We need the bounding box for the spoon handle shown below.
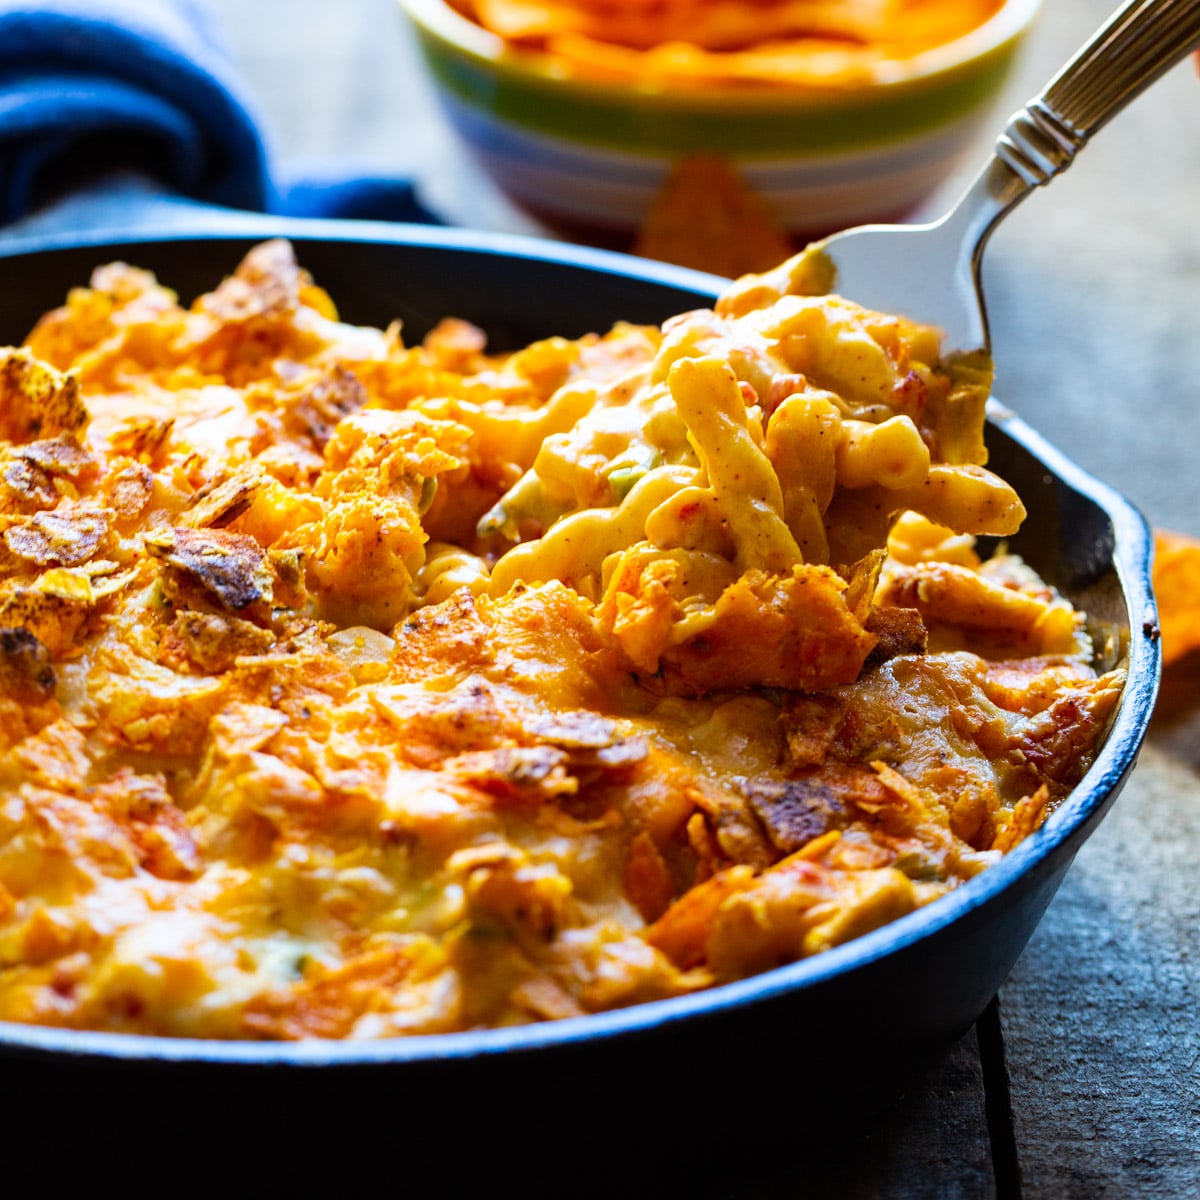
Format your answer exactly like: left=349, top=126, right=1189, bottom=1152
left=998, top=0, right=1200, bottom=189
left=937, top=0, right=1200, bottom=297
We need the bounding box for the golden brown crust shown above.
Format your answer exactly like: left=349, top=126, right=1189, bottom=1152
left=0, top=243, right=1121, bottom=1039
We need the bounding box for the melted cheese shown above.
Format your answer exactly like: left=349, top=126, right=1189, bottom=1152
left=0, top=240, right=1120, bottom=1039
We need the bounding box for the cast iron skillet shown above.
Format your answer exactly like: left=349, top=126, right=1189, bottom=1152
left=0, top=218, right=1160, bottom=1177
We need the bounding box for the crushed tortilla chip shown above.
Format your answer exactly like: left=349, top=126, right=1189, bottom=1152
left=1153, top=529, right=1200, bottom=667
left=456, top=0, right=1005, bottom=88
left=633, top=155, right=796, bottom=278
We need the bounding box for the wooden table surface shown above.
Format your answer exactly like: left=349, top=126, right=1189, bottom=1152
left=173, top=1, right=1200, bottom=1193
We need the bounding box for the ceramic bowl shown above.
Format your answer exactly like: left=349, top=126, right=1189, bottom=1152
left=399, top=0, right=1042, bottom=237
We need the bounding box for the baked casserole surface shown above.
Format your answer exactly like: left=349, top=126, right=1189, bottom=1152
left=0, top=241, right=1122, bottom=1038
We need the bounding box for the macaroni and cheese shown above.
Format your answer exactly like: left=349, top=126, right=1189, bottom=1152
left=0, top=241, right=1121, bottom=1038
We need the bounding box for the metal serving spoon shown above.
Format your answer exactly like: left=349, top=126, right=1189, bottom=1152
left=819, top=0, right=1200, bottom=358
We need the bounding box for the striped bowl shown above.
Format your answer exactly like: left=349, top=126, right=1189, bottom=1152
left=399, top=0, right=1041, bottom=239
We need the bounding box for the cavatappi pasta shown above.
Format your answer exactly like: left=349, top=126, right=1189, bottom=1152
left=0, top=241, right=1121, bottom=1038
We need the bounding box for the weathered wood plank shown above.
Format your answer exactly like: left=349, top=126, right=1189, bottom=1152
left=794, top=1029, right=998, bottom=1200
left=998, top=735, right=1200, bottom=1200
left=662, top=1029, right=997, bottom=1200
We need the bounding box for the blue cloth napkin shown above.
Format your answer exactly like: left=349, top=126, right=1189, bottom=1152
left=0, top=0, right=439, bottom=227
